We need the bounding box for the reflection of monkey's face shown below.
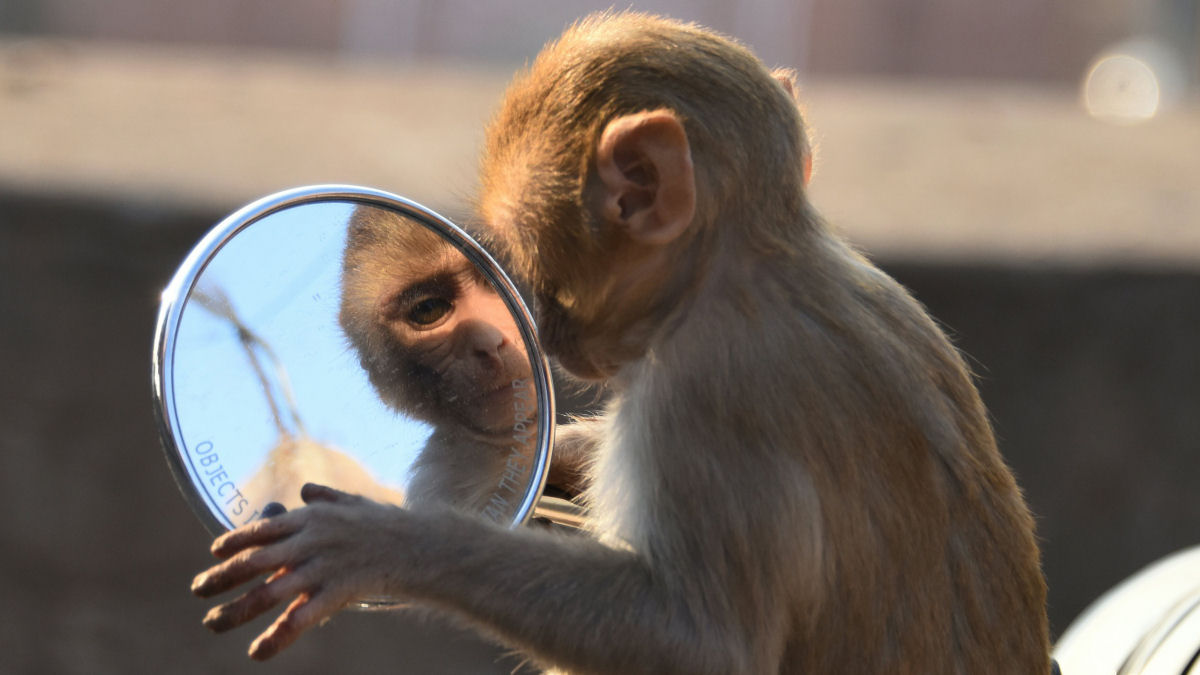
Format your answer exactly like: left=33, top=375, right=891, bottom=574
left=340, top=209, right=533, bottom=437
left=380, top=256, right=529, bottom=433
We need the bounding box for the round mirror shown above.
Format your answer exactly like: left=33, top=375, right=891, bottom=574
left=152, top=185, right=555, bottom=538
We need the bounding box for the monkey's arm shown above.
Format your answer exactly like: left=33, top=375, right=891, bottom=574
left=194, top=483, right=771, bottom=674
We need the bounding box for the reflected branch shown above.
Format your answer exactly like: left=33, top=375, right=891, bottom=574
left=192, top=282, right=307, bottom=438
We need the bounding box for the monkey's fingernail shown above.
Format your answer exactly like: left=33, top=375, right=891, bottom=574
left=248, top=635, right=276, bottom=660
left=261, top=502, right=287, bottom=518
left=300, top=482, right=335, bottom=503
left=191, top=574, right=209, bottom=595
left=202, top=606, right=233, bottom=633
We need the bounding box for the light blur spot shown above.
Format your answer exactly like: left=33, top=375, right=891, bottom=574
left=1082, top=38, right=1186, bottom=125
left=1083, top=54, right=1161, bottom=124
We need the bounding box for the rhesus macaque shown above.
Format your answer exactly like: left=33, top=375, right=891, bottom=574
left=192, top=13, right=1051, bottom=673
left=338, top=205, right=538, bottom=517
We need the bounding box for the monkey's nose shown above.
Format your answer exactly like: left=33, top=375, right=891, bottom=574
left=459, top=320, right=509, bottom=366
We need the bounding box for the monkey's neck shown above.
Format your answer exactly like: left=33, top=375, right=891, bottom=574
left=408, top=424, right=536, bottom=515
left=427, top=424, right=514, bottom=451
left=626, top=217, right=817, bottom=368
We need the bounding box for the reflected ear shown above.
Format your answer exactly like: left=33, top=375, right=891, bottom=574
left=595, top=109, right=695, bottom=246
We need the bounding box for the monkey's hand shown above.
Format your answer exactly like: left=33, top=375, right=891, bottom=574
left=547, top=415, right=606, bottom=497
left=190, top=483, right=414, bottom=660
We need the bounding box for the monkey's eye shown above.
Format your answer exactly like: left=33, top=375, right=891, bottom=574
left=406, top=297, right=453, bottom=326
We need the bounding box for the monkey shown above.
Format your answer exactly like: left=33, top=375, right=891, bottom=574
left=191, top=12, right=1052, bottom=674
left=337, top=204, right=539, bottom=517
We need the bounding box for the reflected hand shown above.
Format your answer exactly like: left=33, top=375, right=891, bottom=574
left=191, top=483, right=411, bottom=660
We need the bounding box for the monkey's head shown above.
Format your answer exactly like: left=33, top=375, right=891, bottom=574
left=339, top=206, right=531, bottom=436
left=477, top=12, right=814, bottom=380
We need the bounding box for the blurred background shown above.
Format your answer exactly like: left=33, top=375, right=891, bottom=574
left=1, top=1, right=1198, bottom=672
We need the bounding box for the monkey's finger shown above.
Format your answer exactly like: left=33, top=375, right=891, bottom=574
left=192, top=543, right=296, bottom=598
left=247, top=589, right=346, bottom=661
left=260, top=502, right=287, bottom=518
left=201, top=566, right=311, bottom=633
left=209, top=511, right=302, bottom=559
left=300, top=482, right=361, bottom=504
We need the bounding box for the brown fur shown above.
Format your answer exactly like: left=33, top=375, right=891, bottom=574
left=193, top=14, right=1050, bottom=673
left=475, top=12, right=1050, bottom=673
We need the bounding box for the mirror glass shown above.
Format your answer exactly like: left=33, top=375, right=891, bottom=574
left=153, top=186, right=554, bottom=536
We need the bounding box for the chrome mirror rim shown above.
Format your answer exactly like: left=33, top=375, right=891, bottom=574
left=151, top=184, right=556, bottom=536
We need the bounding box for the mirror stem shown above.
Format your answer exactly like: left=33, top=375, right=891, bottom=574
left=532, top=496, right=587, bottom=529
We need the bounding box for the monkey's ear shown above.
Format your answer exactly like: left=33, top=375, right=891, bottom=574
left=770, top=68, right=814, bottom=186
left=771, top=67, right=799, bottom=101
left=594, top=109, right=695, bottom=246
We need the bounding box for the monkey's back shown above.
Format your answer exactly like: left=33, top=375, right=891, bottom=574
left=612, top=232, right=1051, bottom=674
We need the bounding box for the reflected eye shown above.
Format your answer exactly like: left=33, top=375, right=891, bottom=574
left=407, top=297, right=453, bottom=326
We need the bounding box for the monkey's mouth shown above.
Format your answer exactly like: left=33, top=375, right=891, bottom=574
left=474, top=381, right=516, bottom=408
left=532, top=291, right=614, bottom=380
left=483, top=382, right=513, bottom=397
left=535, top=295, right=585, bottom=365
left=555, top=349, right=612, bottom=381
left=545, top=322, right=612, bottom=380
left=462, top=382, right=520, bottom=436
